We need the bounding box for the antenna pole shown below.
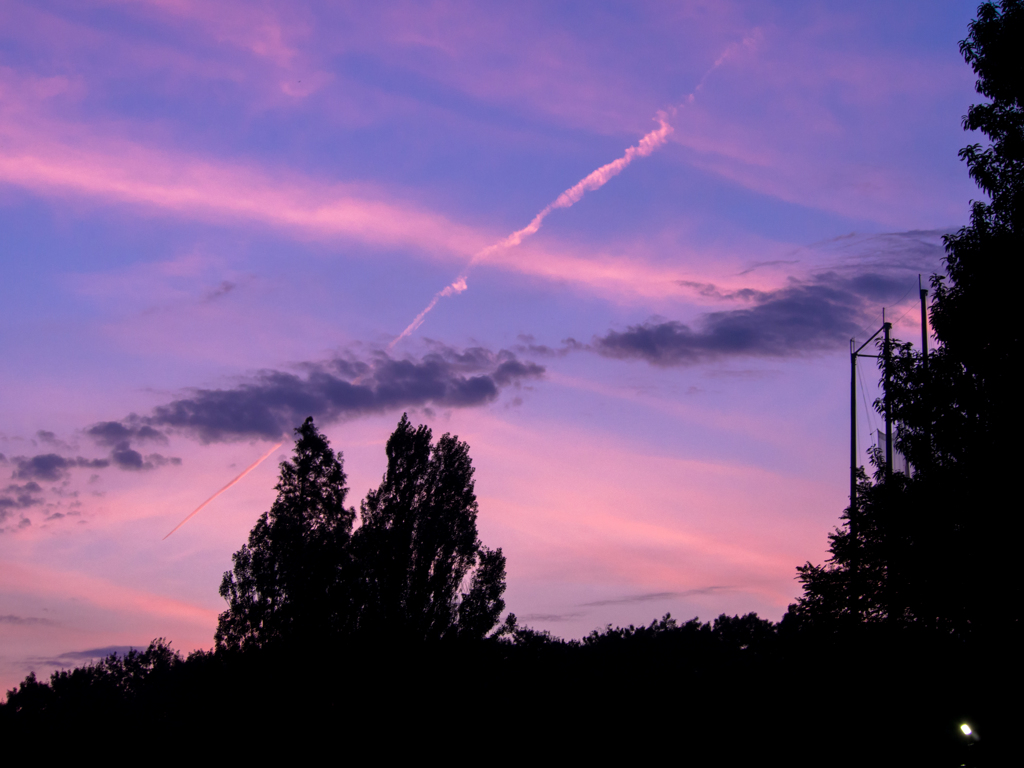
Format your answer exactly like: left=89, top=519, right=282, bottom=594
left=919, top=276, right=929, bottom=364
left=920, top=276, right=930, bottom=469
left=849, top=337, right=859, bottom=619
left=883, top=312, right=893, bottom=480
left=851, top=338, right=858, bottom=511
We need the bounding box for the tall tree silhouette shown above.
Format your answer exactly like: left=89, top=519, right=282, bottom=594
left=896, top=0, right=1024, bottom=475
left=793, top=1, right=1023, bottom=638
left=354, top=414, right=506, bottom=641
left=216, top=418, right=354, bottom=650
left=216, top=414, right=505, bottom=648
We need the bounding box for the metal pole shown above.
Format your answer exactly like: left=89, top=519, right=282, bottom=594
left=851, top=338, right=857, bottom=511
left=919, top=276, right=929, bottom=366
left=920, top=276, right=930, bottom=469
left=851, top=323, right=887, bottom=478
left=847, top=321, right=887, bottom=621
left=849, top=338, right=859, bottom=620
left=883, top=316, right=893, bottom=480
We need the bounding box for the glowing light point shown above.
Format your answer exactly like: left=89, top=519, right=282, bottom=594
left=960, top=723, right=973, bottom=736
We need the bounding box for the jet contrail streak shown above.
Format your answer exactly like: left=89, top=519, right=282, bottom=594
left=388, top=113, right=674, bottom=348
left=163, top=442, right=283, bottom=540
left=387, top=34, right=760, bottom=349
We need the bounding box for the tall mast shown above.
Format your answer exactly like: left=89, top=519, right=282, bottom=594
left=920, top=275, right=930, bottom=469
left=883, top=311, right=893, bottom=480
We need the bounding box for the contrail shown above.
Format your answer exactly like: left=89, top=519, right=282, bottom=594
left=163, top=442, right=283, bottom=540
left=387, top=35, right=759, bottom=348
left=388, top=112, right=674, bottom=348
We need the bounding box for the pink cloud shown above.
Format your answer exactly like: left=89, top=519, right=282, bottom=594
left=479, top=233, right=790, bottom=305
left=0, top=111, right=488, bottom=259
left=661, top=21, right=977, bottom=228
left=113, top=0, right=304, bottom=66
left=0, top=558, right=220, bottom=693
left=357, top=1, right=748, bottom=137
left=669, top=117, right=968, bottom=230
left=1, top=0, right=332, bottom=106
left=0, top=72, right=791, bottom=310
left=64, top=1, right=737, bottom=137
left=1, top=561, right=217, bottom=626
left=3, top=1, right=977, bottom=228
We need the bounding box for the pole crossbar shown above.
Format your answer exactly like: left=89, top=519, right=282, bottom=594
left=853, top=326, right=886, bottom=356
left=850, top=322, right=890, bottom=512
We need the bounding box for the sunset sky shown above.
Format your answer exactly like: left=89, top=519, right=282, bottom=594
left=0, top=0, right=981, bottom=690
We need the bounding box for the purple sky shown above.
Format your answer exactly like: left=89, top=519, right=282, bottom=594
left=0, top=0, right=980, bottom=689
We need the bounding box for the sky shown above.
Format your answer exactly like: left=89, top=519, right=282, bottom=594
left=0, top=0, right=984, bottom=689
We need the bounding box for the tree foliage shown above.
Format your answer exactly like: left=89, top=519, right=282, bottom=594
left=216, top=414, right=506, bottom=650
left=928, top=0, right=1022, bottom=457
left=3, top=640, right=184, bottom=722
left=790, top=466, right=963, bottom=633
left=354, top=415, right=506, bottom=641
left=216, top=417, right=355, bottom=650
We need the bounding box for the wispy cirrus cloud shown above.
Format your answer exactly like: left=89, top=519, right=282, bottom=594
left=35, top=646, right=138, bottom=667
left=0, top=561, right=218, bottom=626
left=580, top=587, right=730, bottom=607
left=112, top=0, right=304, bottom=66
left=666, top=21, right=975, bottom=228
left=0, top=614, right=55, bottom=626
left=0, top=132, right=486, bottom=260
left=0, top=63, right=485, bottom=256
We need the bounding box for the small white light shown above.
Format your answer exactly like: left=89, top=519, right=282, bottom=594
left=960, top=724, right=972, bottom=736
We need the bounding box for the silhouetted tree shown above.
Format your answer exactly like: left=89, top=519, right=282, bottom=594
left=890, top=0, right=1021, bottom=639
left=215, top=414, right=505, bottom=649
left=353, top=414, right=506, bottom=641
left=934, top=0, right=1023, bottom=383
left=2, top=640, right=183, bottom=726
left=888, top=0, right=1022, bottom=478
left=793, top=1, right=1023, bottom=640
left=216, top=417, right=354, bottom=650
left=792, top=465, right=921, bottom=630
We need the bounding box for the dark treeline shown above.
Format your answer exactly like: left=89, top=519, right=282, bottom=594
left=0, top=610, right=993, bottom=761
left=3, top=3, right=1020, bottom=762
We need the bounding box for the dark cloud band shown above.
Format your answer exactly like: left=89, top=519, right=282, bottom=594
left=86, top=422, right=168, bottom=447
left=593, top=228, right=947, bottom=367
left=594, top=271, right=916, bottom=366
left=10, top=454, right=110, bottom=482
left=128, top=345, right=544, bottom=443
left=5, top=346, right=542, bottom=510
left=0, top=482, right=45, bottom=516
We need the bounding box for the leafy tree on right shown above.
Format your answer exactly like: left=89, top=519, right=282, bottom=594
left=791, top=1, right=1023, bottom=642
